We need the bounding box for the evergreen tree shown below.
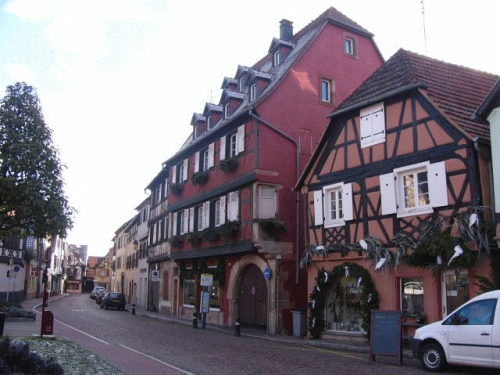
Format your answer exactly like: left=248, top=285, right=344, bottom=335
left=0, top=82, right=73, bottom=239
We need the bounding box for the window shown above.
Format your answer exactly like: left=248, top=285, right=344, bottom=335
left=227, top=192, right=239, bottom=221
left=444, top=299, right=497, bottom=326
left=313, top=183, right=353, bottom=227
left=208, top=277, right=220, bottom=309
left=239, top=77, right=245, bottom=92
left=214, top=196, right=226, bottom=227
left=380, top=161, right=448, bottom=218
left=220, top=125, right=244, bottom=161
left=207, top=115, right=212, bottom=130
left=321, top=79, right=331, bottom=103
left=229, top=132, right=238, bottom=158
left=273, top=50, right=280, bottom=66
left=344, top=37, right=355, bottom=56
left=360, top=102, right=385, bottom=148
left=401, top=278, right=424, bottom=320
left=259, top=185, right=277, bottom=219
left=250, top=84, right=257, bottom=101
left=224, top=103, right=230, bottom=119
left=172, top=160, right=188, bottom=184
left=179, top=209, right=189, bottom=235
left=202, top=148, right=209, bottom=171
left=197, top=205, right=204, bottom=231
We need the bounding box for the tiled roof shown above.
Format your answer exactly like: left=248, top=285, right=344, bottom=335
left=337, top=49, right=499, bottom=139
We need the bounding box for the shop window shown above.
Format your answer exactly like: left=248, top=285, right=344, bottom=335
left=325, top=277, right=364, bottom=332
left=183, top=273, right=195, bottom=307
left=208, top=280, right=221, bottom=309
left=442, top=270, right=469, bottom=316
left=401, top=278, right=425, bottom=321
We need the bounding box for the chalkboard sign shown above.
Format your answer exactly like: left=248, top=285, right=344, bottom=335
left=369, top=310, right=402, bottom=365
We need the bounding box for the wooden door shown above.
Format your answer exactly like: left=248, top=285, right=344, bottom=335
left=238, top=265, right=267, bottom=327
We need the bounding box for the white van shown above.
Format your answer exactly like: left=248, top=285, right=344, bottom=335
left=412, top=290, right=500, bottom=371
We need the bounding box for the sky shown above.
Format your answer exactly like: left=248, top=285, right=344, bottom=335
left=0, top=0, right=499, bottom=257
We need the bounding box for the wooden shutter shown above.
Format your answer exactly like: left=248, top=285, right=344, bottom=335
left=164, top=177, right=168, bottom=198
left=172, top=212, right=178, bottom=236
left=183, top=209, right=189, bottom=234
left=194, top=151, right=200, bottom=173
left=313, top=190, right=323, bottom=226
left=171, top=165, right=177, bottom=183
left=342, top=183, right=353, bottom=221
left=428, top=161, right=448, bottom=208
left=380, top=172, right=397, bottom=215
left=237, top=125, right=245, bottom=154
left=189, top=207, right=195, bottom=232
left=360, top=111, right=372, bottom=147
left=203, top=201, right=210, bottom=230
left=372, top=107, right=385, bottom=142
left=220, top=196, right=226, bottom=225
left=220, top=136, right=226, bottom=161
left=182, top=159, right=188, bottom=182
left=208, top=143, right=215, bottom=168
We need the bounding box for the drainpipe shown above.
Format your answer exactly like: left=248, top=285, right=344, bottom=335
left=248, top=108, right=301, bottom=284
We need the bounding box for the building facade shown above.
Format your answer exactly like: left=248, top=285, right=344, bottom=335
left=296, top=50, right=499, bottom=340
left=148, top=7, right=384, bottom=334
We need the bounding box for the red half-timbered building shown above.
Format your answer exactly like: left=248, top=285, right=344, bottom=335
left=147, top=7, right=384, bottom=334
left=297, top=49, right=499, bottom=340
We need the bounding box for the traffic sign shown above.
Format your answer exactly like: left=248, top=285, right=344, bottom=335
left=151, top=270, right=160, bottom=282
left=264, top=267, right=272, bottom=280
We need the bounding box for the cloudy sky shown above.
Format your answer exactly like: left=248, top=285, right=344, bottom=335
left=0, top=0, right=498, bottom=257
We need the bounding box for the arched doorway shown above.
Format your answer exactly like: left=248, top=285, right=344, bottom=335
left=238, top=264, right=267, bottom=327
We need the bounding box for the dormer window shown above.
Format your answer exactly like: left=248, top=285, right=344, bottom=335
left=273, top=51, right=280, bottom=67
left=250, top=84, right=257, bottom=101
left=224, top=103, right=230, bottom=119
left=239, top=77, right=245, bottom=92
left=207, top=115, right=212, bottom=130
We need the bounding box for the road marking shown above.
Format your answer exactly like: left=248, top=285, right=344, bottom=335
left=118, top=344, right=196, bottom=375
left=55, top=319, right=110, bottom=345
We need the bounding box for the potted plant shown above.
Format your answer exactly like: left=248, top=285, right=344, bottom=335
left=258, top=218, right=286, bottom=241
left=186, top=232, right=201, bottom=247
left=191, top=171, right=209, bottom=186
left=168, top=235, right=183, bottom=248
left=219, top=221, right=240, bottom=241
left=170, top=183, right=184, bottom=196
left=219, top=157, right=238, bottom=173
left=202, top=227, right=219, bottom=243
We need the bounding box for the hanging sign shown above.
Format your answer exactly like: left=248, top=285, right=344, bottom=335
left=151, top=270, right=160, bottom=282
left=200, top=274, right=213, bottom=287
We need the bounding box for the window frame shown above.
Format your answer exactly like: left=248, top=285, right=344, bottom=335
left=229, top=132, right=238, bottom=158
left=344, top=36, right=355, bottom=56
left=321, top=79, right=332, bottom=103
left=224, top=103, right=230, bottom=119
left=250, top=84, right=257, bottom=101
left=258, top=185, right=277, bottom=219
left=273, top=50, right=280, bottom=67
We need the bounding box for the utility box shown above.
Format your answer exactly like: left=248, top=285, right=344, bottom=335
left=41, top=310, right=54, bottom=335
left=292, top=309, right=307, bottom=338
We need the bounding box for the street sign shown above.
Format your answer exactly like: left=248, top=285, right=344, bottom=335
left=151, top=270, right=160, bottom=282
left=264, top=267, right=272, bottom=280
left=200, top=274, right=213, bottom=287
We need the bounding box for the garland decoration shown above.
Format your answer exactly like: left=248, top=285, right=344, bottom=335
left=300, top=206, right=491, bottom=271
left=308, top=264, right=379, bottom=340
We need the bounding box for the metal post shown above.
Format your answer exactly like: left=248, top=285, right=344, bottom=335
left=192, top=312, right=198, bottom=329
left=235, top=319, right=241, bottom=337
left=131, top=304, right=136, bottom=315
left=0, top=312, right=5, bottom=336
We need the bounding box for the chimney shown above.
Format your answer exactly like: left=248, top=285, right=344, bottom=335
left=280, top=19, right=293, bottom=41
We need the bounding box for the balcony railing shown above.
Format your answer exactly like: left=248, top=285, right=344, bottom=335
left=148, top=242, right=168, bottom=258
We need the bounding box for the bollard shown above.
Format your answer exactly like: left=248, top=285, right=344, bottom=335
left=0, top=312, right=5, bottom=337
left=192, top=312, right=198, bottom=329
left=235, top=319, right=241, bottom=337
left=131, top=304, right=136, bottom=315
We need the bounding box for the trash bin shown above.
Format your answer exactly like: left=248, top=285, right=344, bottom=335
left=42, top=310, right=54, bottom=335
left=292, top=309, right=307, bottom=338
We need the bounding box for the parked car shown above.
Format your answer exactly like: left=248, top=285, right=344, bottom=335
left=95, top=290, right=107, bottom=305
left=90, top=286, right=105, bottom=299
left=412, top=290, right=500, bottom=372
left=100, top=292, right=126, bottom=311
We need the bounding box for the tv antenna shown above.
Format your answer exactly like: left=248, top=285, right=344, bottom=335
left=421, top=0, right=428, bottom=55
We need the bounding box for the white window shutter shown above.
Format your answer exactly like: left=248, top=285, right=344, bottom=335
left=380, top=172, right=397, bottom=215
left=208, top=143, right=215, bottom=168
left=313, top=190, right=323, bottom=226
left=428, top=161, right=448, bottom=208
left=189, top=207, right=195, bottom=232
left=194, top=152, right=200, bottom=173
left=360, top=113, right=372, bottom=147
left=220, top=196, right=226, bottom=225
left=342, top=183, right=353, bottom=221
left=164, top=178, right=168, bottom=197
left=371, top=107, right=385, bottom=142
left=171, top=165, right=177, bottom=184
left=172, top=212, right=178, bottom=236
left=182, top=159, right=188, bottom=182
left=153, top=222, right=157, bottom=243
left=220, top=136, right=226, bottom=161
left=237, top=125, right=245, bottom=154
left=183, top=209, right=189, bottom=234
left=203, top=201, right=210, bottom=229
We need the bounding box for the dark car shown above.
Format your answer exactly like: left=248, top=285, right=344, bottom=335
left=100, top=292, right=126, bottom=310
left=95, top=290, right=107, bottom=305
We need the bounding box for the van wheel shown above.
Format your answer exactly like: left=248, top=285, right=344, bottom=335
left=420, top=343, right=446, bottom=372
